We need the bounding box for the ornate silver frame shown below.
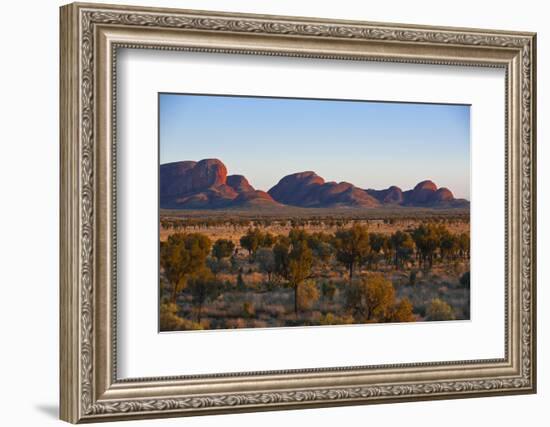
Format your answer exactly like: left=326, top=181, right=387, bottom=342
left=60, top=2, right=537, bottom=423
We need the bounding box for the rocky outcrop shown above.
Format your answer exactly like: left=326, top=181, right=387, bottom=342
left=399, top=181, right=466, bottom=207
left=160, top=159, right=279, bottom=209
left=160, top=158, right=469, bottom=210
left=267, top=173, right=380, bottom=208
left=432, top=187, right=454, bottom=202
left=366, top=186, right=404, bottom=204
left=189, top=159, right=227, bottom=192
left=267, top=171, right=325, bottom=206
left=159, top=160, right=197, bottom=199
left=233, top=190, right=279, bottom=208
left=404, top=180, right=439, bottom=204
left=226, top=175, right=254, bottom=193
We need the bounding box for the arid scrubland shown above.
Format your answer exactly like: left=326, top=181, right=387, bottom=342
left=159, top=210, right=470, bottom=331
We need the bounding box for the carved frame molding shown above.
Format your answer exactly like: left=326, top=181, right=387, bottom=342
left=60, top=2, right=536, bottom=423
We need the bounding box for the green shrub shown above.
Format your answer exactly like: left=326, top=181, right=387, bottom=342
left=319, top=312, right=355, bottom=325
left=388, top=298, right=415, bottom=322
left=426, top=298, right=455, bottom=321
left=159, top=303, right=204, bottom=331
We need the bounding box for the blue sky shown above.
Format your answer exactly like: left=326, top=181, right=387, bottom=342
left=159, top=93, right=470, bottom=199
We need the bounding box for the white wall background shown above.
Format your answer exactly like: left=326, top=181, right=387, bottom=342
left=0, top=0, right=545, bottom=425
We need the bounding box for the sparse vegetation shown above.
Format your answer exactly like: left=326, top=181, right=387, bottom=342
left=160, top=233, right=212, bottom=302
left=333, top=224, right=371, bottom=283
left=212, top=238, right=235, bottom=261
left=426, top=298, right=456, bottom=321
left=159, top=212, right=470, bottom=331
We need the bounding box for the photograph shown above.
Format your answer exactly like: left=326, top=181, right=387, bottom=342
left=158, top=94, right=471, bottom=331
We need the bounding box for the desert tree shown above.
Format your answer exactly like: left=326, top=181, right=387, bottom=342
left=206, top=256, right=231, bottom=275
left=273, top=236, right=314, bottom=315
left=426, top=298, right=455, bottom=321
left=256, top=247, right=276, bottom=283
left=273, top=236, right=291, bottom=281
left=333, top=224, right=371, bottom=284
left=239, top=228, right=261, bottom=258
left=412, top=224, right=441, bottom=269
left=345, top=273, right=396, bottom=323
left=212, top=238, right=235, bottom=261
left=159, top=303, right=203, bottom=331
left=381, top=235, right=393, bottom=265
left=160, top=233, right=212, bottom=303
left=387, top=298, right=415, bottom=322
left=439, top=231, right=459, bottom=261
left=307, top=232, right=334, bottom=270
left=289, top=228, right=309, bottom=245
left=186, top=268, right=223, bottom=323
left=240, top=228, right=275, bottom=260
left=261, top=231, right=275, bottom=248
left=390, top=231, right=415, bottom=269
left=159, top=302, right=180, bottom=331
left=297, top=280, right=320, bottom=311
left=288, top=240, right=314, bottom=315
left=368, top=232, right=386, bottom=269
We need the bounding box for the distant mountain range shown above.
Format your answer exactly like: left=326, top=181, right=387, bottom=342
left=160, top=159, right=469, bottom=210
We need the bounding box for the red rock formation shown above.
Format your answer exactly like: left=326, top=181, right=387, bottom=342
left=189, top=159, right=227, bottom=192
left=405, top=180, right=438, bottom=204
left=159, top=160, right=197, bottom=198
left=415, top=180, right=438, bottom=191
left=366, top=185, right=404, bottom=204
left=268, top=174, right=380, bottom=208
left=432, top=187, right=454, bottom=202
left=227, top=175, right=255, bottom=193
left=160, top=159, right=281, bottom=209
left=267, top=171, right=325, bottom=206
left=160, top=159, right=467, bottom=210
left=234, top=190, right=281, bottom=208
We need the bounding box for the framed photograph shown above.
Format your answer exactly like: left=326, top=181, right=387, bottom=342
left=60, top=2, right=537, bottom=423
